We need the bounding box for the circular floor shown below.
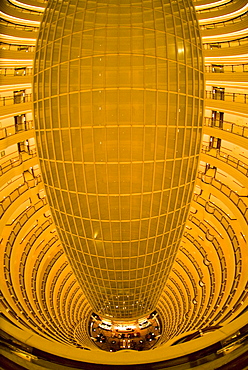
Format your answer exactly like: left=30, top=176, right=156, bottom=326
left=89, top=311, right=162, bottom=352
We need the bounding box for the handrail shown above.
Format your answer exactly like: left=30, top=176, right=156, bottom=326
left=0, top=120, right=34, bottom=140
left=193, top=196, right=241, bottom=266
left=0, top=93, right=32, bottom=106
left=7, top=0, right=44, bottom=15
left=196, top=0, right=234, bottom=13
left=0, top=67, right=33, bottom=76
left=200, top=11, right=248, bottom=30
left=0, top=42, right=35, bottom=52
left=0, top=150, right=37, bottom=176
left=197, top=171, right=248, bottom=224
left=0, top=175, right=42, bottom=219
left=189, top=214, right=216, bottom=242
left=204, top=117, right=248, bottom=139
left=188, top=197, right=242, bottom=323
left=205, top=90, right=247, bottom=103
left=205, top=64, right=248, bottom=73
left=0, top=18, right=39, bottom=32
left=201, top=145, right=248, bottom=177
left=203, top=36, right=248, bottom=49
left=193, top=193, right=237, bottom=221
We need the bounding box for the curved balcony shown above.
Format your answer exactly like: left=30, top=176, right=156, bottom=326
left=0, top=78, right=32, bottom=89
left=203, top=117, right=248, bottom=146
left=176, top=250, right=206, bottom=324
left=204, top=44, right=248, bottom=64
left=17, top=220, right=69, bottom=333
left=165, top=276, right=192, bottom=336
left=203, top=35, right=248, bottom=49
left=30, top=255, right=73, bottom=344
left=187, top=211, right=240, bottom=292
left=0, top=120, right=33, bottom=141
left=200, top=11, right=248, bottom=30
left=1, top=0, right=42, bottom=24
left=195, top=0, right=235, bottom=14
left=181, top=228, right=245, bottom=326
left=184, top=207, right=244, bottom=326
left=167, top=272, right=191, bottom=319
left=0, top=176, right=42, bottom=220
left=0, top=68, right=33, bottom=88
left=180, top=235, right=218, bottom=328
left=0, top=150, right=37, bottom=184
left=0, top=47, right=35, bottom=70
left=0, top=18, right=39, bottom=33
left=205, top=63, right=248, bottom=73
left=204, top=117, right=248, bottom=139
left=201, top=19, right=248, bottom=45
left=1, top=207, right=73, bottom=343
left=0, top=93, right=32, bottom=106
left=0, top=42, right=35, bottom=52
left=7, top=0, right=45, bottom=15
left=192, top=195, right=243, bottom=276
left=205, top=75, right=248, bottom=89
left=201, top=145, right=248, bottom=178
left=197, top=0, right=248, bottom=20
left=31, top=257, right=74, bottom=342
left=204, top=92, right=248, bottom=115
left=0, top=67, right=33, bottom=76
left=197, top=171, right=248, bottom=226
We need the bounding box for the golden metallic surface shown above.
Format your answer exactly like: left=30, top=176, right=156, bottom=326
left=33, top=0, right=204, bottom=319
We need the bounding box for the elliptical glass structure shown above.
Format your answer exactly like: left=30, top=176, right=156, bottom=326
left=33, top=0, right=204, bottom=320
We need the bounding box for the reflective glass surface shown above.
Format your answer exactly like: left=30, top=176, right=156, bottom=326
left=34, top=0, right=204, bottom=319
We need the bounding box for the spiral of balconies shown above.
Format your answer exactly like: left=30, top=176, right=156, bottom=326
left=0, top=0, right=93, bottom=350
left=157, top=0, right=248, bottom=346
left=0, top=0, right=247, bottom=364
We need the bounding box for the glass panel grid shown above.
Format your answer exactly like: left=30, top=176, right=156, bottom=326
left=34, top=0, right=204, bottom=320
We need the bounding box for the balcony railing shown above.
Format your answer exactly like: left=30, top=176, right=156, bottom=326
left=203, top=36, right=248, bottom=49
left=204, top=117, right=248, bottom=138
left=0, top=94, right=32, bottom=106
left=0, top=120, right=34, bottom=140
left=200, top=12, right=248, bottom=30
left=0, top=175, right=42, bottom=219
left=0, top=67, right=33, bottom=76
left=6, top=0, right=44, bottom=15
left=205, top=64, right=248, bottom=73
left=0, top=150, right=37, bottom=177
left=0, top=18, right=39, bottom=32
left=197, top=171, right=248, bottom=224
left=205, top=91, right=248, bottom=104
left=196, top=0, right=233, bottom=13
left=193, top=193, right=237, bottom=221
left=0, top=42, right=35, bottom=52
left=201, top=145, right=248, bottom=177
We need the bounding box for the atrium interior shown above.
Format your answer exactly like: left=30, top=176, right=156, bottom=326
left=0, top=0, right=247, bottom=369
